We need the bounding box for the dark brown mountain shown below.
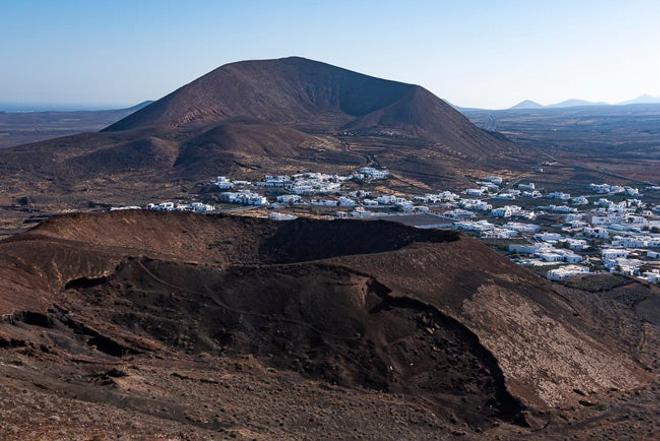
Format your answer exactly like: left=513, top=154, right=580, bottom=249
left=0, top=57, right=526, bottom=215
left=106, top=57, right=515, bottom=157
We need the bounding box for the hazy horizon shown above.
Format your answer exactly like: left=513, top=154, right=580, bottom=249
left=2, top=0, right=659, bottom=109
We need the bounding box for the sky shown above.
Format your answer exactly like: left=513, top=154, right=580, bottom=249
left=1, top=0, right=659, bottom=110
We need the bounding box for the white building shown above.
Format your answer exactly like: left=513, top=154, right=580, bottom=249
left=534, top=232, right=563, bottom=242
left=338, top=197, right=357, bottom=208
left=147, top=201, right=175, bottom=211
left=459, top=199, right=492, bottom=211
left=311, top=199, right=339, bottom=207
left=590, top=183, right=611, bottom=194
left=258, top=175, right=291, bottom=188
left=544, top=205, right=577, bottom=214
left=504, top=222, right=541, bottom=234
left=547, top=192, right=571, bottom=200
left=220, top=191, right=268, bottom=206
left=190, top=202, right=215, bottom=213
left=547, top=265, right=590, bottom=281
left=213, top=176, right=234, bottom=190
left=110, top=206, right=141, bottom=211
left=602, top=249, right=629, bottom=261
left=508, top=243, right=544, bottom=254
left=605, top=258, right=643, bottom=275
left=376, top=195, right=398, bottom=205
left=465, top=188, right=486, bottom=197
left=539, top=252, right=564, bottom=262
left=571, top=196, right=589, bottom=205
left=353, top=167, right=389, bottom=182
left=445, top=209, right=476, bottom=220
left=350, top=207, right=373, bottom=218
left=560, top=238, right=590, bottom=251
left=491, top=205, right=522, bottom=218
left=276, top=194, right=303, bottom=204
left=269, top=212, right=298, bottom=221
left=454, top=220, right=495, bottom=233
left=583, top=227, right=609, bottom=239
left=640, top=270, right=660, bottom=284
left=522, top=190, right=543, bottom=198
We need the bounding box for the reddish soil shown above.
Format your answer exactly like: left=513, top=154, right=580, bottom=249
left=0, top=211, right=657, bottom=439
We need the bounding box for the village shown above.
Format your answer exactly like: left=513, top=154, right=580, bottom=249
left=117, top=166, right=660, bottom=285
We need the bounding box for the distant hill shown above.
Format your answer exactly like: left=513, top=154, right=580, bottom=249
left=509, top=99, right=543, bottom=110
left=0, top=101, right=152, bottom=113
left=0, top=101, right=154, bottom=149
left=619, top=94, right=660, bottom=105
left=546, top=99, right=608, bottom=108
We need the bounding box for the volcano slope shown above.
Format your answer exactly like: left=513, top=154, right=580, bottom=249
left=0, top=211, right=658, bottom=440
left=0, top=57, right=527, bottom=216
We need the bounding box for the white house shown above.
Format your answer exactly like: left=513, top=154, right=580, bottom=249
left=269, top=212, right=298, bottom=221
left=584, top=227, right=609, bottom=239
left=454, top=220, right=495, bottom=233
left=338, top=197, right=357, bottom=208
left=522, top=190, right=543, bottom=198
left=504, top=222, right=540, bottom=234
left=491, top=205, right=522, bottom=218
left=640, top=270, right=660, bottom=284
left=547, top=265, right=590, bottom=281
left=571, top=196, right=589, bottom=205
left=459, top=199, right=492, bottom=211
left=220, top=191, right=268, bottom=206
left=508, top=243, right=543, bottom=254
left=276, top=194, right=303, bottom=204
left=547, top=192, right=571, bottom=200
left=213, top=176, right=234, bottom=190
left=311, top=199, right=339, bottom=207
left=445, top=209, right=476, bottom=220
left=539, top=252, right=564, bottom=262
left=561, top=238, right=590, bottom=251
left=493, top=193, right=516, bottom=200
left=602, top=248, right=629, bottom=261
left=354, top=167, right=389, bottom=182
left=465, top=188, right=486, bottom=197
left=190, top=202, right=215, bottom=213
left=534, top=232, right=563, bottom=242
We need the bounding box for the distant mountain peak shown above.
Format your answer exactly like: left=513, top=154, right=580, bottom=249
left=547, top=99, right=608, bottom=109
left=619, top=94, right=660, bottom=105
left=509, top=100, right=543, bottom=110
left=103, top=57, right=514, bottom=158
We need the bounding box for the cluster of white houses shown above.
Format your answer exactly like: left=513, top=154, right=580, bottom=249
left=145, top=201, right=215, bottom=213
left=379, top=176, right=658, bottom=283
left=121, top=170, right=659, bottom=284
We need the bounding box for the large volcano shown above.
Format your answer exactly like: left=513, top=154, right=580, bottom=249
left=104, top=56, right=510, bottom=157
left=0, top=57, right=525, bottom=205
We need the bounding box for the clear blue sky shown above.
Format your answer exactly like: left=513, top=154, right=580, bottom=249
left=1, top=0, right=659, bottom=109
